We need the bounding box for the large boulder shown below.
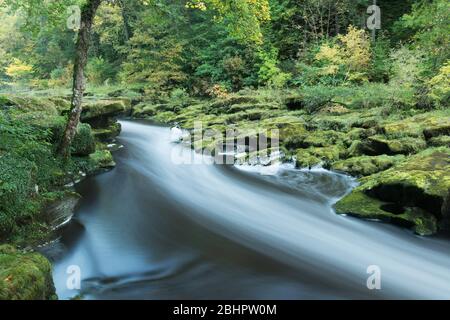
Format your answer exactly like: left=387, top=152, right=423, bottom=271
left=81, top=100, right=126, bottom=122
left=335, top=147, right=450, bottom=235
left=0, top=245, right=56, bottom=300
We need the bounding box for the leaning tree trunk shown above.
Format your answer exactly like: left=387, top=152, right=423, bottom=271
left=57, top=0, right=102, bottom=157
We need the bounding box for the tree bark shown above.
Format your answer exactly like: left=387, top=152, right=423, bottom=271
left=57, top=0, right=102, bottom=157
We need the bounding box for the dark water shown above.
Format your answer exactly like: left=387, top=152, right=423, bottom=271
left=45, top=121, right=450, bottom=299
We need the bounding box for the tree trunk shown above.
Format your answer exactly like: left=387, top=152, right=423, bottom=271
left=57, top=0, right=102, bottom=157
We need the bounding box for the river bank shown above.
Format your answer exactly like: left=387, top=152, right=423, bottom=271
left=0, top=92, right=126, bottom=299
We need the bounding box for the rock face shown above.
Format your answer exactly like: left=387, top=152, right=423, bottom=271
left=44, top=192, right=80, bottom=230
left=335, top=148, right=450, bottom=235
left=81, top=100, right=126, bottom=142
left=0, top=245, right=56, bottom=300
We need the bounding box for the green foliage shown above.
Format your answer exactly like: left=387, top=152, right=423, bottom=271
left=427, top=60, right=450, bottom=108
left=395, top=0, right=450, bottom=74
left=86, top=57, right=116, bottom=85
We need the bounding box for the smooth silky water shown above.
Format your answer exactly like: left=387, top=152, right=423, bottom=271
left=43, top=120, right=450, bottom=299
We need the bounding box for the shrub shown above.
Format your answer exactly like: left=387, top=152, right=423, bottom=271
left=314, top=26, right=372, bottom=84
left=427, top=60, right=450, bottom=108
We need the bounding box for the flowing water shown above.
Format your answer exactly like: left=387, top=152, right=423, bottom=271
left=44, top=120, right=450, bottom=300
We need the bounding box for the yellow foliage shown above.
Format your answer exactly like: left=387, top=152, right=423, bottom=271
left=5, top=58, right=33, bottom=79
left=337, top=26, right=371, bottom=73
left=315, top=26, right=371, bottom=83
left=428, top=60, right=450, bottom=106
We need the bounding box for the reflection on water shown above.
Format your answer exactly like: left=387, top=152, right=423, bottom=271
left=43, top=121, right=450, bottom=300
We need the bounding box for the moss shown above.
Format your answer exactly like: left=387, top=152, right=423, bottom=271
left=0, top=245, right=56, bottom=300
left=336, top=148, right=450, bottom=235
left=71, top=123, right=96, bottom=156
left=302, top=130, right=346, bottom=148
left=296, top=145, right=343, bottom=169
left=1, top=95, right=59, bottom=115
left=428, top=135, right=450, bottom=147
left=381, top=110, right=450, bottom=138
left=334, top=191, right=437, bottom=236
left=81, top=100, right=126, bottom=121
left=367, top=136, right=427, bottom=155
left=332, top=155, right=405, bottom=176
left=92, top=122, right=121, bottom=142
left=89, top=149, right=116, bottom=170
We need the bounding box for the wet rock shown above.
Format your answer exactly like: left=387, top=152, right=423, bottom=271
left=43, top=192, right=80, bottom=230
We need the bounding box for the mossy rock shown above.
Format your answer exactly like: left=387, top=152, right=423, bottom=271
left=296, top=145, right=343, bottom=169
left=335, top=147, right=450, bottom=235
left=427, top=135, right=450, bottom=148
left=132, top=103, right=157, bottom=118
left=335, top=191, right=437, bottom=236
left=92, top=122, right=121, bottom=142
left=382, top=110, right=450, bottom=138
left=89, top=149, right=116, bottom=170
left=332, top=155, right=405, bottom=177
left=0, top=95, right=59, bottom=115
left=367, top=136, right=427, bottom=155
left=302, top=130, right=346, bottom=148
left=71, top=123, right=96, bottom=156
left=351, top=136, right=426, bottom=156
left=0, top=245, right=56, bottom=300
left=81, top=100, right=126, bottom=121
left=206, top=95, right=261, bottom=114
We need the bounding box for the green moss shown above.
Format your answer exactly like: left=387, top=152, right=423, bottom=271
left=71, top=123, right=96, bottom=156
left=89, top=149, right=116, bottom=170
left=332, top=155, right=405, bottom=176
left=296, top=145, right=343, bottom=168
left=81, top=100, right=126, bottom=121
left=367, top=135, right=427, bottom=155
left=92, top=122, right=121, bottom=142
left=428, top=135, right=450, bottom=147
left=336, top=147, right=450, bottom=235
left=334, top=191, right=437, bottom=236
left=0, top=245, right=56, bottom=300
left=381, top=110, right=450, bottom=138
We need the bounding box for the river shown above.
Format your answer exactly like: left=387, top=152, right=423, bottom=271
left=44, top=120, right=450, bottom=299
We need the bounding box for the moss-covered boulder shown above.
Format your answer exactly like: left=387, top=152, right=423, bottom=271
left=381, top=110, right=450, bottom=138
left=335, top=148, right=450, bottom=235
left=351, top=136, right=427, bottom=156
left=296, top=145, right=344, bottom=169
left=0, top=245, right=56, bottom=300
left=71, top=123, right=96, bottom=156
left=81, top=100, right=126, bottom=121
left=92, top=122, right=122, bottom=142
left=428, top=135, right=450, bottom=148
left=89, top=149, right=116, bottom=170
left=332, top=155, right=405, bottom=177
left=335, top=191, right=437, bottom=235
